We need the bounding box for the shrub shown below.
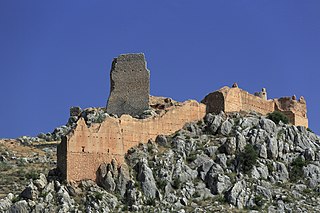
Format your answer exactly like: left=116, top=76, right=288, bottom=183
left=290, top=156, right=307, bottom=182
left=25, top=170, right=39, bottom=180
left=307, top=128, right=314, bottom=133
left=267, top=111, right=289, bottom=124
left=172, top=177, right=182, bottom=189
left=94, top=192, right=103, bottom=200
left=186, top=152, right=197, bottom=163
left=237, top=144, right=258, bottom=174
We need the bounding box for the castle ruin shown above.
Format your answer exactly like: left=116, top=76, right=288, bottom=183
left=57, top=53, right=308, bottom=182
left=201, top=84, right=308, bottom=127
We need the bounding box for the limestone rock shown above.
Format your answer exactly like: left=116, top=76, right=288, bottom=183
left=303, top=164, right=320, bottom=188
left=204, top=113, right=224, bottom=134
left=135, top=159, right=158, bottom=199
left=9, top=200, right=30, bottom=213
left=106, top=53, right=150, bottom=117
left=20, top=182, right=38, bottom=200
left=260, top=118, right=277, bottom=134
left=226, top=180, right=250, bottom=209
left=34, top=173, right=47, bottom=190
left=220, top=119, right=233, bottom=136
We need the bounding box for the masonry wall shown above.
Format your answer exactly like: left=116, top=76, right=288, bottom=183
left=58, top=100, right=206, bottom=182
left=239, top=90, right=274, bottom=115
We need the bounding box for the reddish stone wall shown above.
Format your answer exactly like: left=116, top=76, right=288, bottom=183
left=58, top=100, right=206, bottom=181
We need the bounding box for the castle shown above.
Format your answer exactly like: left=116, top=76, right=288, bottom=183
left=202, top=83, right=308, bottom=127
left=57, top=53, right=308, bottom=182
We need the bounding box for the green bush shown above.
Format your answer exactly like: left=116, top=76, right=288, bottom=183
left=290, top=156, right=307, bottom=182
left=307, top=128, right=314, bottom=133
left=172, top=177, right=182, bottom=189
left=25, top=170, right=39, bottom=180
left=237, top=144, right=258, bottom=174
left=267, top=111, right=289, bottom=124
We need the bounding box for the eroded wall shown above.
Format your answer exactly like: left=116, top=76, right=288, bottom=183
left=59, top=100, right=206, bottom=181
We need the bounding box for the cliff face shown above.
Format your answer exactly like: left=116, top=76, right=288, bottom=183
left=3, top=111, right=320, bottom=212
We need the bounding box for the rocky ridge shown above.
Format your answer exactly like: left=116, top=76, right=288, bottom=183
left=2, top=111, right=320, bottom=212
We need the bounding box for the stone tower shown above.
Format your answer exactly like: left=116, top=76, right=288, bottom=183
left=106, top=53, right=150, bottom=117
left=254, top=88, right=267, bottom=100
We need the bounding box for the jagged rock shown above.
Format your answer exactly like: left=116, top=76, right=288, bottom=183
left=198, top=159, right=215, bottom=181
left=206, top=173, right=231, bottom=194
left=20, top=182, right=38, bottom=200
left=5, top=111, right=320, bottom=212
left=223, top=137, right=237, bottom=155
left=204, top=146, right=218, bottom=158
left=135, top=159, right=158, bottom=199
left=220, top=119, right=233, bottom=136
left=267, top=136, right=278, bottom=159
left=34, top=173, right=47, bottom=190
left=0, top=193, right=13, bottom=212
left=258, top=143, right=268, bottom=159
left=9, top=200, right=30, bottom=213
left=273, top=162, right=289, bottom=182
left=184, top=123, right=202, bottom=136
left=226, top=180, right=250, bottom=209
left=216, top=154, right=227, bottom=169
left=204, top=113, right=224, bottom=134
left=303, top=164, right=320, bottom=188
left=255, top=185, right=272, bottom=200
left=117, top=163, right=131, bottom=197
left=256, top=164, right=269, bottom=179
left=240, top=117, right=259, bottom=129
left=304, top=148, right=315, bottom=161
left=236, top=132, right=246, bottom=152
left=260, top=118, right=277, bottom=134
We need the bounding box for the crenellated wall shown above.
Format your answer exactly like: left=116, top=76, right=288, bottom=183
left=57, top=100, right=206, bottom=182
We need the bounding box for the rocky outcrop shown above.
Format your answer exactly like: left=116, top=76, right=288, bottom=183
left=3, top=112, right=320, bottom=212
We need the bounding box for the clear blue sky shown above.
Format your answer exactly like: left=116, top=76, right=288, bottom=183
left=1, top=1, right=320, bottom=138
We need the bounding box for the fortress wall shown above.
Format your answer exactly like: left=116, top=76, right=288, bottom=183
left=61, top=100, right=206, bottom=182
left=293, top=114, right=308, bottom=127
left=224, top=88, right=242, bottom=112
left=239, top=90, right=274, bottom=115
left=223, top=88, right=274, bottom=115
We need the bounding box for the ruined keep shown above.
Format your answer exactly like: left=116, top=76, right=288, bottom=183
left=106, top=53, right=150, bottom=117
left=201, top=84, right=308, bottom=127
left=57, top=54, right=309, bottom=182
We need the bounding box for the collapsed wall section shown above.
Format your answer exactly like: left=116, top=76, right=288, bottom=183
left=58, top=100, right=206, bottom=182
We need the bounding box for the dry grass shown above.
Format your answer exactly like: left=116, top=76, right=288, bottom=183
left=0, top=139, right=57, bottom=198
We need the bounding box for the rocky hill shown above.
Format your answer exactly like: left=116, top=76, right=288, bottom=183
left=1, top=111, right=320, bottom=212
